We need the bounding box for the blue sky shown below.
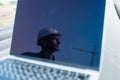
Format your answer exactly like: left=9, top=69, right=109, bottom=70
left=11, top=0, right=105, bottom=69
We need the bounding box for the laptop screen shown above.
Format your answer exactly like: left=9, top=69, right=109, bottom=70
left=10, top=0, right=105, bottom=70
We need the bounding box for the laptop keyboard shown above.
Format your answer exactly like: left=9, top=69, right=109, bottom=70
left=0, top=59, right=90, bottom=80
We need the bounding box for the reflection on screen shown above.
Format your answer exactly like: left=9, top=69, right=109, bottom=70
left=11, top=0, right=105, bottom=69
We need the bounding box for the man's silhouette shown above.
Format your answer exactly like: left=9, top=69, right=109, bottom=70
left=21, top=27, right=61, bottom=60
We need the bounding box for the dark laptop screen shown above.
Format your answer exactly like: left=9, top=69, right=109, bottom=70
left=11, top=0, right=105, bottom=70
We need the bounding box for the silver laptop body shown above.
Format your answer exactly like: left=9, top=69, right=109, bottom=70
left=0, top=0, right=105, bottom=80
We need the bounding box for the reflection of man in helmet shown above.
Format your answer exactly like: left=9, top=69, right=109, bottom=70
left=22, top=27, right=61, bottom=60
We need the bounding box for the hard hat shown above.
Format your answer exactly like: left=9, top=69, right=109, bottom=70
left=38, top=27, right=61, bottom=40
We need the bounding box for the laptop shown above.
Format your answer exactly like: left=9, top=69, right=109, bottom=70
left=0, top=0, right=105, bottom=80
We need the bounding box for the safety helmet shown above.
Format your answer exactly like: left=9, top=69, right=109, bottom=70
left=37, top=27, right=61, bottom=45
